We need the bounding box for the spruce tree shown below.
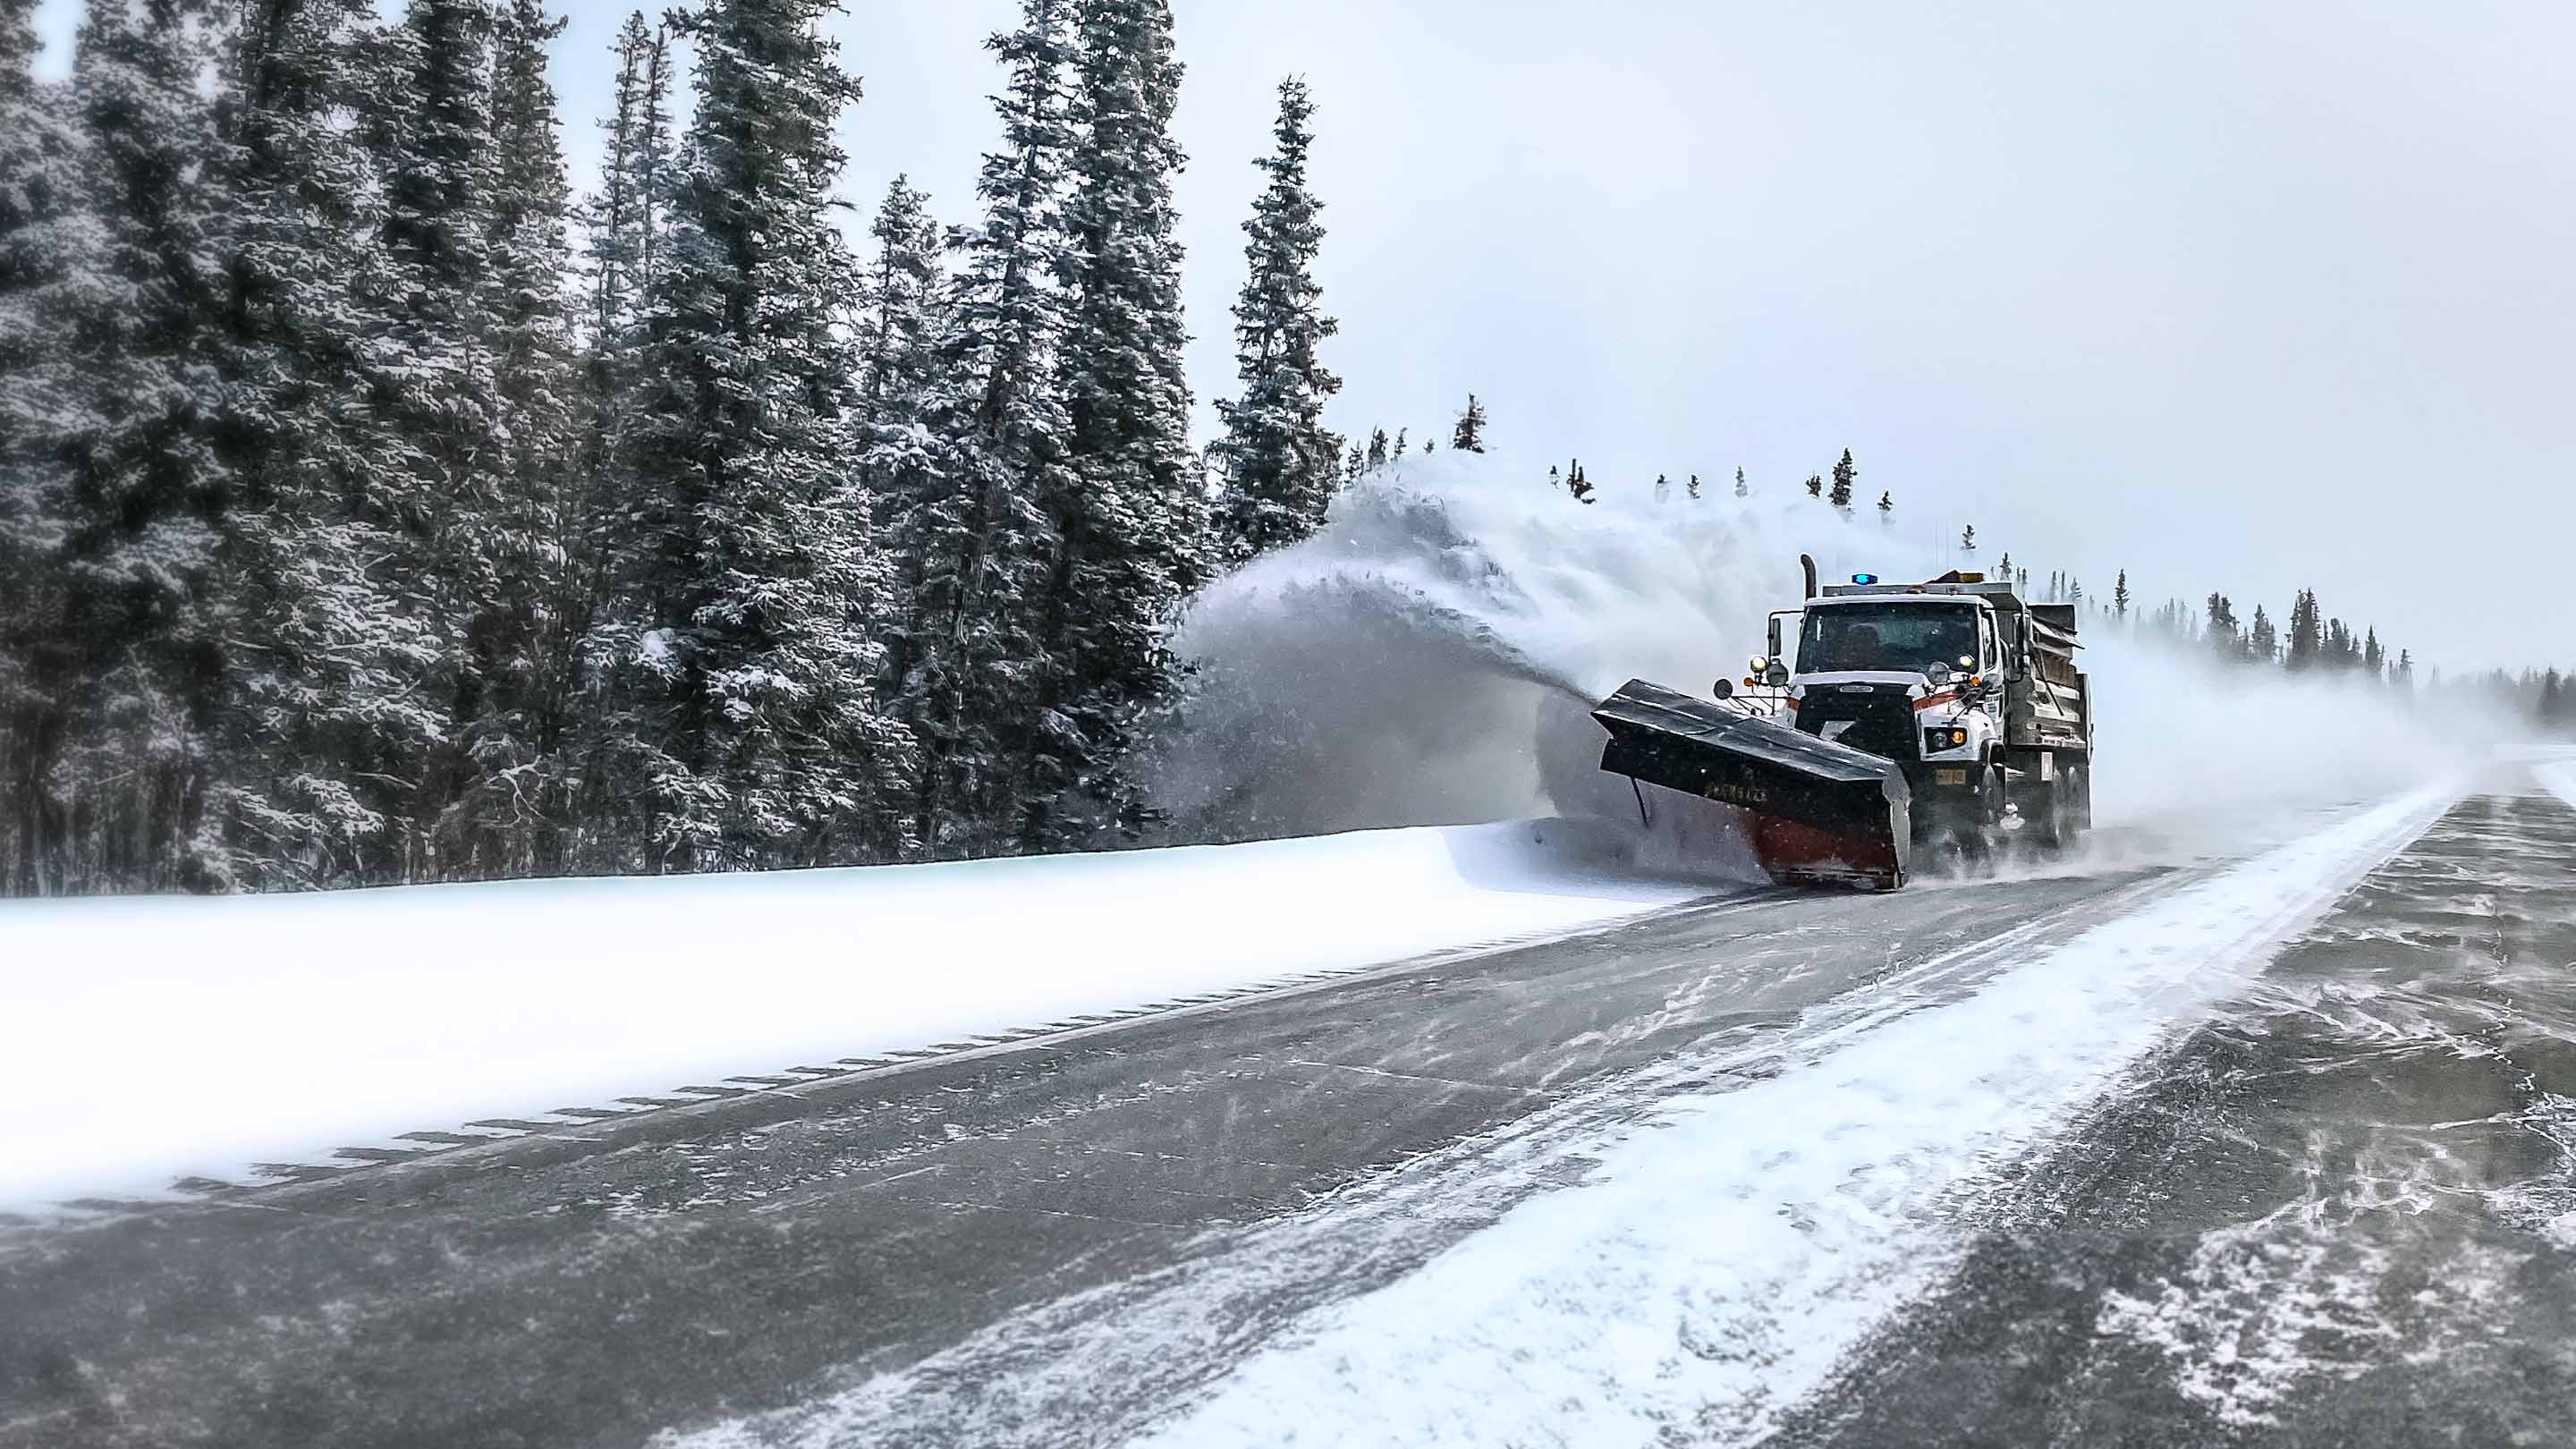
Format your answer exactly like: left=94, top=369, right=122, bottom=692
left=1393, top=426, right=1407, bottom=456
left=2361, top=627, right=2384, bottom=679
left=1960, top=522, right=1976, bottom=553
left=2113, top=569, right=2130, bottom=620
left=2249, top=604, right=2276, bottom=663
left=1687, top=473, right=1701, bottom=501
left=20, top=0, right=238, bottom=890
left=1364, top=427, right=1389, bottom=470
left=0, top=0, right=89, bottom=890
left=1733, top=467, right=1747, bottom=499
left=1805, top=472, right=1823, bottom=499
left=2206, top=594, right=2241, bottom=660
left=1654, top=472, right=1669, bottom=504
left=1877, top=489, right=1892, bottom=522
left=1450, top=392, right=1487, bottom=453
left=1029, top=0, right=1206, bottom=848
left=1828, top=448, right=1855, bottom=510
left=1210, top=76, right=1340, bottom=564
left=2286, top=589, right=2321, bottom=671
left=619, top=0, right=918, bottom=869
left=889, top=0, right=1072, bottom=856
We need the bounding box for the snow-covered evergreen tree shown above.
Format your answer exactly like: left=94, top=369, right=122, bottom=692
left=1024, top=0, right=1207, bottom=848
left=1686, top=473, right=1701, bottom=501
left=1828, top=448, right=1855, bottom=510
left=1209, top=76, right=1340, bottom=564
left=856, top=175, right=947, bottom=421
left=2286, top=589, right=2321, bottom=671
left=1364, top=427, right=1388, bottom=470
left=887, top=0, right=1073, bottom=856
left=1450, top=392, right=1487, bottom=453
left=1877, top=488, right=1892, bottom=522
left=19, top=0, right=238, bottom=890
left=617, top=0, right=918, bottom=869
left=0, top=0, right=92, bottom=891
left=2361, top=626, right=2385, bottom=679
left=2248, top=604, right=2276, bottom=663
left=444, top=0, right=585, bottom=877
left=2113, top=568, right=2131, bottom=619
left=1733, top=467, right=1747, bottom=499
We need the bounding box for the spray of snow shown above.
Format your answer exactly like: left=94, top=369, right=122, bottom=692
left=1152, top=453, right=2493, bottom=859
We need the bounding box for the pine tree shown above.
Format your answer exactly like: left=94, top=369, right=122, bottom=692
left=1028, top=0, right=1208, bottom=849
left=2248, top=604, right=2276, bottom=663
left=2113, top=569, right=2131, bottom=620
left=1449, top=391, right=1487, bottom=453
left=1546, top=463, right=1560, bottom=491
left=1364, top=427, right=1388, bottom=470
left=1876, top=489, right=1892, bottom=523
left=1686, top=472, right=1701, bottom=501
left=0, top=0, right=92, bottom=891
left=619, top=0, right=919, bottom=870
left=1828, top=448, right=1855, bottom=510
left=2394, top=649, right=2415, bottom=693
left=2324, top=618, right=2354, bottom=671
left=1342, top=441, right=1361, bottom=482
left=2361, top=627, right=2384, bottom=679
left=439, top=0, right=586, bottom=878
left=1210, top=76, right=1340, bottom=564
left=1805, top=472, right=1823, bottom=499
left=2206, top=594, right=2241, bottom=660
left=1567, top=459, right=1594, bottom=504
left=889, top=0, right=1072, bottom=856
left=1960, top=522, right=1976, bottom=553
left=1733, top=466, right=1747, bottom=499
left=2286, top=589, right=2321, bottom=671
left=1654, top=472, right=1670, bottom=504
left=16, top=0, right=238, bottom=890
left=856, top=175, right=947, bottom=421
left=1393, top=426, right=1407, bottom=456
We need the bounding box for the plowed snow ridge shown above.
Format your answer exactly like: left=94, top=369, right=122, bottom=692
left=1121, top=787, right=2458, bottom=1448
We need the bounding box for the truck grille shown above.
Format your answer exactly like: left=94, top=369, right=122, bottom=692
left=1794, top=687, right=1915, bottom=762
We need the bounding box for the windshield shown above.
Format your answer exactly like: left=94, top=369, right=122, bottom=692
left=1798, top=603, right=1979, bottom=674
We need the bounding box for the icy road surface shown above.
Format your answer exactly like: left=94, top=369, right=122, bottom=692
left=6, top=771, right=2575, bottom=1447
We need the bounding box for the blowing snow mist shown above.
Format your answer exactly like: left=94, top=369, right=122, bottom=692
left=1147, top=453, right=2479, bottom=860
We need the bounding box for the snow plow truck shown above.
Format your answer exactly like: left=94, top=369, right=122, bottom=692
left=1592, top=557, right=2095, bottom=890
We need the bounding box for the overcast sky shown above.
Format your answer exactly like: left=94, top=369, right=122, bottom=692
left=31, top=0, right=2576, bottom=669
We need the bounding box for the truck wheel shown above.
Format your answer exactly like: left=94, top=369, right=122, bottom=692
left=1958, top=766, right=2006, bottom=865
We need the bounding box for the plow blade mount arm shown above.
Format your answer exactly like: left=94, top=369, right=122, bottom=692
left=1592, top=679, right=1914, bottom=889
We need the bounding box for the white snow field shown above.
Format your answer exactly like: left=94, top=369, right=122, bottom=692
left=0, top=818, right=1706, bottom=1208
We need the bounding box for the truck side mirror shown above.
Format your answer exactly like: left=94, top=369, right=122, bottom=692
left=1764, top=661, right=1792, bottom=688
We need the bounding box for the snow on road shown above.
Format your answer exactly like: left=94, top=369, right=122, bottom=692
left=0, top=819, right=1704, bottom=1208
left=1114, top=786, right=2460, bottom=1449
left=2536, top=757, right=2576, bottom=813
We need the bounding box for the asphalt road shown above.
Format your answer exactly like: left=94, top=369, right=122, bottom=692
left=3, top=783, right=2568, bottom=1448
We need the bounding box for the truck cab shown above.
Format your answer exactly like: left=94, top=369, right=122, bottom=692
left=1754, top=572, right=2094, bottom=849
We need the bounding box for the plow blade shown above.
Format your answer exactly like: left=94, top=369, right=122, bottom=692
left=1592, top=678, right=1913, bottom=890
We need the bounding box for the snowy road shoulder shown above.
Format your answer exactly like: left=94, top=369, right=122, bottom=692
left=0, top=818, right=1706, bottom=1208
left=1108, top=786, right=2462, bottom=1449
left=2535, top=757, right=2576, bottom=814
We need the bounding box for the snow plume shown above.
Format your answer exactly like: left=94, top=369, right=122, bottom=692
left=1150, top=452, right=2487, bottom=856
left=1148, top=452, right=1911, bottom=852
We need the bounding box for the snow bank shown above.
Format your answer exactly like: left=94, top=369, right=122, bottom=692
left=0, top=819, right=1705, bottom=1208
left=2537, top=757, right=2576, bottom=812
